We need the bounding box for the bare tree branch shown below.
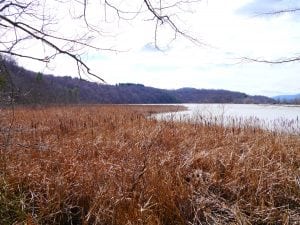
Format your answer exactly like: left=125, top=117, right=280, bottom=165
left=143, top=0, right=203, bottom=47
left=248, top=6, right=300, bottom=64
left=0, top=0, right=203, bottom=81
left=0, top=50, right=49, bottom=62
left=256, top=8, right=300, bottom=17
left=0, top=14, right=105, bottom=81
left=242, top=57, right=300, bottom=64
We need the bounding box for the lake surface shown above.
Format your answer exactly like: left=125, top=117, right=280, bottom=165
left=155, top=104, right=300, bottom=134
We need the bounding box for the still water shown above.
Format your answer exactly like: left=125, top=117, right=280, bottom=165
left=155, top=104, right=300, bottom=134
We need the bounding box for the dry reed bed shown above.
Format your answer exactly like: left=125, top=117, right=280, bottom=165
left=0, top=105, right=299, bottom=225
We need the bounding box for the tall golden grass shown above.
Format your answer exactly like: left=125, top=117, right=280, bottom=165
left=0, top=105, right=299, bottom=224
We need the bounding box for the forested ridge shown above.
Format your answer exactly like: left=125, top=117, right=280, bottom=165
left=0, top=59, right=276, bottom=105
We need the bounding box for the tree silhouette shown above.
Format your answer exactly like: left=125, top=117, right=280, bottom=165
left=0, top=0, right=202, bottom=81
left=243, top=6, right=300, bottom=64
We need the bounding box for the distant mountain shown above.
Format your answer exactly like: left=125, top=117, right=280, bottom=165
left=0, top=59, right=276, bottom=105
left=169, top=88, right=274, bottom=104
left=273, top=94, right=300, bottom=103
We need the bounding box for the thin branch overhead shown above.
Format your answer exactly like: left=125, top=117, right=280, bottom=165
left=143, top=0, right=203, bottom=47
left=248, top=6, right=300, bottom=64
left=242, top=56, right=300, bottom=64
left=0, top=14, right=105, bottom=82
left=256, top=8, right=300, bottom=16
left=0, top=0, right=203, bottom=80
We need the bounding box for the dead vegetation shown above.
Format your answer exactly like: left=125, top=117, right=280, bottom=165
left=0, top=105, right=299, bottom=225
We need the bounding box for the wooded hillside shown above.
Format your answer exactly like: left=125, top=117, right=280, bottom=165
left=0, top=59, right=276, bottom=105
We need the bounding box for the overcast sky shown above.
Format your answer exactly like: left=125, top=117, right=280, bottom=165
left=20, top=0, right=300, bottom=97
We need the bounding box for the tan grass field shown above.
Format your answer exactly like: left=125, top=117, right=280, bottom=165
left=0, top=105, right=299, bottom=225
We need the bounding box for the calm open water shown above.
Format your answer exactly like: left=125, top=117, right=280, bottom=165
left=155, top=104, right=300, bottom=134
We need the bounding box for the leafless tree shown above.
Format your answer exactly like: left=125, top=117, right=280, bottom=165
left=243, top=7, right=300, bottom=64
left=0, top=0, right=202, bottom=81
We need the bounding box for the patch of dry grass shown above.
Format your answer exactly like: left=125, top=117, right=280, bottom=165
left=0, top=105, right=299, bottom=224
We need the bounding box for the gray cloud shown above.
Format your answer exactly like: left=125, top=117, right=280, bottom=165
left=140, top=42, right=172, bottom=53
left=141, top=43, right=158, bottom=52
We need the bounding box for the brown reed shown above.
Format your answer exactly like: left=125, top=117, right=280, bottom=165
left=0, top=105, right=299, bottom=225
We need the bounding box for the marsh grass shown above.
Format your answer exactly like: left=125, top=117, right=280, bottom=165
left=0, top=105, right=299, bottom=224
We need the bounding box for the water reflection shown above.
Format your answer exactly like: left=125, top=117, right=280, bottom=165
left=155, top=104, right=300, bottom=134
